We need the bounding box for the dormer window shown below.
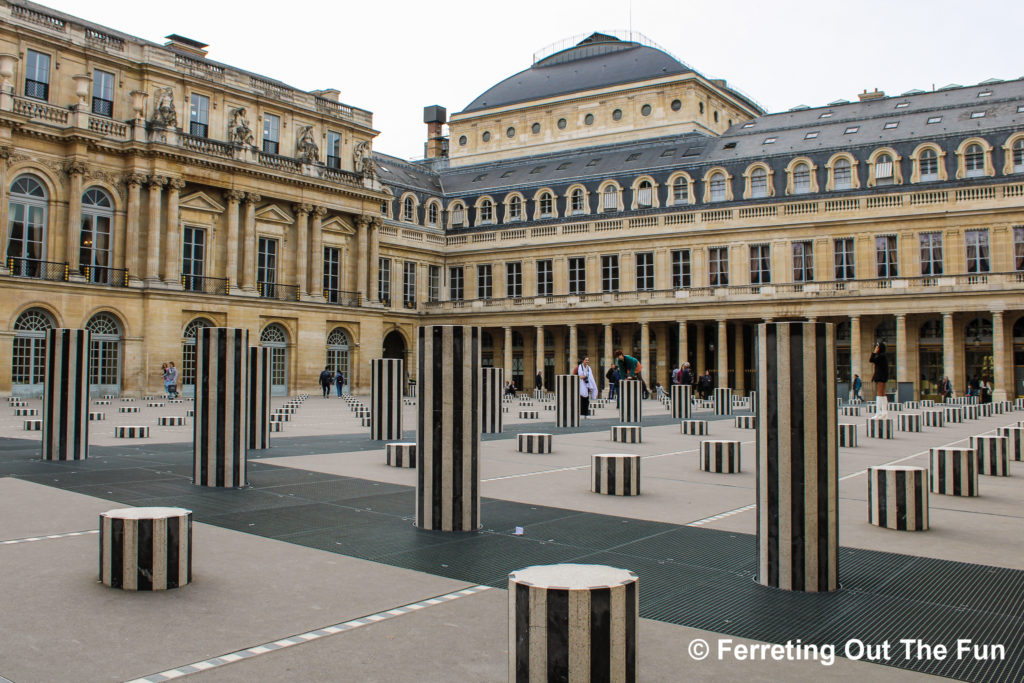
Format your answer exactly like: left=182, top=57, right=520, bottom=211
left=539, top=192, right=553, bottom=217
left=452, top=205, right=466, bottom=227
left=920, top=149, right=939, bottom=181
left=964, top=144, right=985, bottom=177
left=709, top=172, right=727, bottom=202
left=1013, top=139, right=1024, bottom=173
left=570, top=189, right=585, bottom=215
left=793, top=162, right=811, bottom=194
left=750, top=168, right=768, bottom=198
left=480, top=199, right=493, bottom=224
left=602, top=186, right=618, bottom=211
left=672, top=178, right=689, bottom=204
left=402, top=197, right=415, bottom=222
left=875, top=154, right=895, bottom=185
left=637, top=181, right=653, bottom=208
left=834, top=158, right=852, bottom=190
left=428, top=202, right=439, bottom=227
left=508, top=196, right=522, bottom=221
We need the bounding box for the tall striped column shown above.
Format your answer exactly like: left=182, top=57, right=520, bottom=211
left=556, top=374, right=580, bottom=428
left=671, top=384, right=691, bottom=419
left=42, top=328, right=90, bottom=461
left=194, top=327, right=248, bottom=488
left=247, top=346, right=270, bottom=450
left=757, top=322, right=838, bottom=592
left=371, top=358, right=404, bottom=440
left=481, top=366, right=504, bottom=434
left=509, top=564, right=638, bottom=683
left=417, top=325, right=480, bottom=531
left=618, top=379, right=642, bottom=423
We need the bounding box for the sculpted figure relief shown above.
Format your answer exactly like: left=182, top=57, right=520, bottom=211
left=151, top=87, right=177, bottom=128
left=354, top=140, right=376, bottom=178
left=228, top=108, right=255, bottom=146
left=296, top=126, right=319, bottom=164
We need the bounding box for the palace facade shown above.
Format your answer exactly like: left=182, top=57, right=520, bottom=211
left=2, top=2, right=1023, bottom=401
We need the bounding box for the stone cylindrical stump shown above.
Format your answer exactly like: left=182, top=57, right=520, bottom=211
left=610, top=425, right=641, bottom=443
left=671, top=384, right=691, bottom=419
left=99, top=507, right=191, bottom=591
left=481, top=367, right=503, bottom=434
left=930, top=448, right=979, bottom=496
left=556, top=374, right=580, bottom=428
left=701, top=440, right=741, bottom=473
left=268, top=422, right=283, bottom=432
left=42, top=328, right=90, bottom=461
left=116, top=426, right=149, bottom=438
left=735, top=415, right=755, bottom=429
left=838, top=423, right=858, bottom=447
left=592, top=454, right=640, bottom=496
left=757, top=321, right=838, bottom=592
left=371, top=357, right=404, bottom=440
left=158, top=416, right=185, bottom=426
left=681, top=419, right=708, bottom=435
left=942, top=406, right=964, bottom=423
left=194, top=327, right=248, bottom=488
left=924, top=409, right=944, bottom=428
left=867, top=417, right=893, bottom=439
left=519, top=410, right=539, bottom=419
left=970, top=435, right=1009, bottom=476
left=508, top=564, right=637, bottom=683
left=868, top=466, right=928, bottom=531
left=417, top=325, right=480, bottom=531
left=714, top=387, right=733, bottom=416
left=248, top=346, right=270, bottom=450
left=618, top=379, right=642, bottom=423
left=518, top=433, right=552, bottom=454
left=996, top=426, right=1024, bottom=461
left=385, top=442, right=416, bottom=468
left=23, top=419, right=41, bottom=431
left=898, top=413, right=921, bottom=432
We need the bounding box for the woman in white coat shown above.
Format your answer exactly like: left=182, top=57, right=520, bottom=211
left=577, top=357, right=598, bottom=418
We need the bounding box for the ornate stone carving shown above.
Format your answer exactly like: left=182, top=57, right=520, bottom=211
left=354, top=215, right=371, bottom=230
left=292, top=203, right=313, bottom=215
left=65, top=161, right=87, bottom=177
left=296, top=126, right=319, bottom=164
left=312, top=206, right=328, bottom=220
left=167, top=178, right=187, bottom=192
left=353, top=140, right=376, bottom=178
left=228, top=107, right=254, bottom=146
left=370, top=217, right=383, bottom=229
left=223, top=189, right=246, bottom=203
left=147, top=174, right=168, bottom=188
left=244, top=192, right=261, bottom=204
left=124, top=172, right=148, bottom=187
left=151, top=87, right=177, bottom=129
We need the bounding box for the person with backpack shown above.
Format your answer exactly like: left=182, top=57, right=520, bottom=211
left=318, top=366, right=333, bottom=398
left=335, top=369, right=346, bottom=397
left=605, top=365, right=620, bottom=400
left=680, top=362, right=694, bottom=388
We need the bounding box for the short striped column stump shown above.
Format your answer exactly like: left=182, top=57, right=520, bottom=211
left=118, top=406, right=140, bottom=414
left=121, top=397, right=136, bottom=402
left=867, top=466, right=928, bottom=531
left=147, top=402, right=164, bottom=408
left=923, top=409, right=945, bottom=428
left=115, top=426, right=149, bottom=438
left=734, top=415, right=755, bottom=429
left=23, top=419, right=41, bottom=431
left=89, top=412, right=106, bottom=421
left=1015, top=398, right=1024, bottom=410
left=970, top=435, right=1009, bottom=476
left=863, top=403, right=877, bottom=415
left=94, top=400, right=110, bottom=406
left=360, top=416, right=372, bottom=427
left=681, top=419, right=708, bottom=435
left=517, top=433, right=553, bottom=454
left=270, top=413, right=290, bottom=422
left=14, top=408, right=37, bottom=416
left=543, top=404, right=556, bottom=411
left=591, top=454, right=641, bottom=496
left=276, top=406, right=296, bottom=414
left=169, top=399, right=184, bottom=404
left=355, top=408, right=371, bottom=419
left=671, top=384, right=691, bottom=419
left=403, top=398, right=415, bottom=406
left=887, top=403, right=903, bottom=412
left=839, top=423, right=858, bottom=447
left=996, top=426, right=1024, bottom=461
left=158, top=416, right=186, bottom=426
left=902, top=401, right=921, bottom=410
left=700, top=440, right=741, bottom=473
left=963, top=405, right=981, bottom=420
left=929, top=448, right=979, bottom=496
left=841, top=406, right=861, bottom=417
left=518, top=410, right=539, bottom=419
left=508, top=564, right=637, bottom=683
left=268, top=422, right=283, bottom=432
left=713, top=387, right=733, bottom=416
left=610, top=425, right=642, bottom=443
left=100, top=507, right=191, bottom=591
left=101, top=394, right=116, bottom=400
left=942, top=406, right=964, bottom=423
left=385, top=443, right=416, bottom=468
left=519, top=401, right=533, bottom=408
left=920, top=400, right=935, bottom=407
left=185, top=409, right=194, bottom=417
left=898, top=413, right=921, bottom=432
left=978, top=403, right=994, bottom=417
left=994, top=401, right=1011, bottom=414
left=866, top=417, right=893, bottom=439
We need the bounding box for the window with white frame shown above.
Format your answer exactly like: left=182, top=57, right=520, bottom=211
left=709, top=172, right=727, bottom=202
left=750, top=168, right=768, bottom=198
left=792, top=241, right=813, bottom=282
left=570, top=189, right=585, bottom=214
left=403, top=197, right=415, bottom=222
left=875, top=154, right=894, bottom=185
left=965, top=229, right=990, bottom=273
left=378, top=257, right=392, bottom=305
left=448, top=266, right=464, bottom=300
left=601, top=255, right=619, bottom=292
left=1013, top=139, right=1024, bottom=173
left=919, top=149, right=939, bottom=181
left=672, top=177, right=689, bottom=204
left=536, top=259, right=553, bottom=296
left=451, top=204, right=466, bottom=227
left=636, top=181, right=653, bottom=208
left=24, top=49, right=50, bottom=100
left=403, top=261, right=416, bottom=307
left=749, top=244, right=771, bottom=284
left=189, top=93, right=209, bottom=138
left=671, top=249, right=691, bottom=288
left=834, top=158, right=852, bottom=190
left=508, top=196, right=522, bottom=221
left=506, top=261, right=522, bottom=298
left=539, top=192, right=553, bottom=217
left=834, top=238, right=855, bottom=280
left=480, top=199, right=493, bottom=224
left=92, top=70, right=114, bottom=117
left=964, top=144, right=985, bottom=177
left=1014, top=227, right=1024, bottom=271
left=428, top=265, right=440, bottom=302
left=262, top=113, right=280, bottom=154
left=602, top=186, right=618, bottom=211
left=568, top=257, right=586, bottom=294
left=792, top=162, right=811, bottom=194
left=635, top=251, right=654, bottom=290
left=428, top=202, right=439, bottom=226
left=709, top=246, right=729, bottom=286
left=919, top=232, right=943, bottom=275
left=327, top=132, right=341, bottom=169
left=477, top=264, right=492, bottom=299
left=875, top=235, right=898, bottom=278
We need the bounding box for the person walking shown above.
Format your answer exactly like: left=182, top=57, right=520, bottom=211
left=852, top=374, right=862, bottom=402
left=940, top=376, right=953, bottom=402
left=605, top=366, right=619, bottom=400
left=161, top=363, right=171, bottom=400
left=577, top=356, right=598, bottom=418
left=698, top=370, right=713, bottom=400
left=318, top=366, right=333, bottom=398
left=335, top=369, right=345, bottom=397
left=869, top=340, right=889, bottom=415
left=166, top=362, right=178, bottom=399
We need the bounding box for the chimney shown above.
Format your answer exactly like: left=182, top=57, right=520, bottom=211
left=164, top=34, right=208, bottom=58
left=858, top=88, right=885, bottom=102
left=311, top=89, right=341, bottom=101
left=423, top=105, right=448, bottom=159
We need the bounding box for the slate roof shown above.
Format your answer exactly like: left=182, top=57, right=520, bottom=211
left=373, top=153, right=443, bottom=195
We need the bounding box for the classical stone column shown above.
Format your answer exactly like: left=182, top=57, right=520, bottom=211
left=370, top=358, right=404, bottom=440
left=640, top=321, right=650, bottom=387
left=369, top=217, right=381, bottom=302
left=309, top=206, right=326, bottom=298
left=717, top=320, right=729, bottom=388
left=735, top=322, right=745, bottom=394
left=124, top=173, right=145, bottom=283
left=223, top=190, right=243, bottom=288
left=603, top=323, right=613, bottom=392
left=695, top=323, right=706, bottom=374
left=194, top=327, right=248, bottom=487
left=144, top=175, right=166, bottom=283
left=355, top=216, right=369, bottom=303
left=850, top=315, right=862, bottom=389
left=535, top=325, right=544, bottom=390
left=481, top=366, right=503, bottom=434
left=678, top=321, right=688, bottom=371
left=292, top=203, right=311, bottom=297
left=241, top=193, right=260, bottom=291
left=943, top=312, right=956, bottom=393
left=896, top=313, right=908, bottom=388
left=66, top=162, right=86, bottom=274
left=162, top=178, right=185, bottom=285
left=417, top=325, right=480, bottom=531
left=992, top=310, right=1007, bottom=401
left=42, top=328, right=90, bottom=461
left=556, top=374, right=580, bottom=427
left=757, top=321, right=838, bottom=592
left=248, top=346, right=270, bottom=450
left=503, top=326, right=513, bottom=380
left=568, top=324, right=578, bottom=369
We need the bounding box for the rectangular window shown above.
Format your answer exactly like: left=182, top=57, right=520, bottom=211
left=602, top=189, right=618, bottom=210
left=844, top=126, right=859, bottom=135
left=965, top=229, right=990, bottom=273
left=378, top=257, right=392, bottom=305
left=536, top=259, right=553, bottom=296
left=262, top=113, right=280, bottom=154
left=671, top=249, right=691, bottom=289
left=792, top=241, right=814, bottom=282
left=1014, top=227, right=1024, bottom=272
left=327, top=131, right=342, bottom=169
left=672, top=179, right=689, bottom=203
left=477, top=263, right=492, bottom=299
left=750, top=172, right=768, bottom=197
left=601, top=255, right=619, bottom=293
left=709, top=176, right=727, bottom=202
left=875, top=235, right=898, bottom=278
left=709, top=247, right=729, bottom=287
left=448, top=266, right=463, bottom=301
left=92, top=70, right=114, bottom=117
left=637, top=184, right=652, bottom=208
left=834, top=163, right=852, bottom=190
left=403, top=261, right=416, bottom=307
left=919, top=232, right=943, bottom=276
left=834, top=238, right=855, bottom=280
left=428, top=265, right=440, bottom=302
left=884, top=121, right=899, bottom=129
left=635, top=251, right=654, bottom=291
left=323, top=246, right=340, bottom=301
left=25, top=49, right=50, bottom=100
left=749, top=244, right=771, bottom=284
left=189, top=93, right=209, bottom=138
left=257, top=237, right=277, bottom=297
left=568, top=257, right=586, bottom=294
left=506, top=261, right=522, bottom=298
left=927, top=116, right=942, bottom=124
left=181, top=226, right=205, bottom=291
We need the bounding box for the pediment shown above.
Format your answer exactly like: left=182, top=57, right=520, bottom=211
left=179, top=191, right=225, bottom=214
left=255, top=204, right=294, bottom=224
left=322, top=215, right=355, bottom=235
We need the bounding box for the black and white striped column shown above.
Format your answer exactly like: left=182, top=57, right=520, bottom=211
left=618, top=380, right=642, bottom=423
left=42, top=328, right=90, bottom=461
left=481, top=367, right=503, bottom=434
left=997, top=426, right=1024, bottom=461
left=701, top=440, right=741, bottom=473
left=592, top=454, right=641, bottom=496
left=970, top=435, right=1009, bottom=476
left=943, top=405, right=964, bottom=423
left=99, top=507, right=192, bottom=590
left=757, top=321, right=838, bottom=593
left=556, top=374, right=581, bottom=428
left=610, top=425, right=642, bottom=443
left=868, top=466, right=928, bottom=531
left=671, top=384, right=691, bottom=419
left=681, top=419, right=708, bottom=435
left=508, top=564, right=638, bottom=682
left=867, top=417, right=894, bottom=439
left=417, top=325, right=480, bottom=531
left=714, top=387, right=733, bottom=416
left=518, top=433, right=553, bottom=454
left=248, top=346, right=270, bottom=450
left=385, top=442, right=416, bottom=468
left=371, top=358, right=404, bottom=440
left=923, top=409, right=945, bottom=428
left=194, top=327, right=248, bottom=488
left=930, top=447, right=978, bottom=496
left=838, top=423, right=858, bottom=447
left=898, top=413, right=921, bottom=433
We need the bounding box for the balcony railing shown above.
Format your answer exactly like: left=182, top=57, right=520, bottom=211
left=91, top=97, right=113, bottom=117
left=257, top=281, right=299, bottom=301
left=7, top=257, right=68, bottom=281
left=182, top=273, right=229, bottom=295
left=24, top=79, right=49, bottom=100
left=324, top=288, right=360, bottom=306
left=82, top=265, right=128, bottom=287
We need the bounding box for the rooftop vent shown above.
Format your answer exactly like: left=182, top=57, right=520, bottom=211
left=858, top=88, right=886, bottom=101
left=978, top=78, right=1003, bottom=85
left=901, top=89, right=926, bottom=96
left=938, top=83, right=963, bottom=91
left=828, top=99, right=851, bottom=106
left=788, top=104, right=810, bottom=111
left=164, top=34, right=208, bottom=58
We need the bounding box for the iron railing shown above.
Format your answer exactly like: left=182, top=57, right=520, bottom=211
left=257, top=281, right=298, bottom=301
left=182, top=273, right=229, bottom=295
left=91, top=97, right=113, bottom=117
left=323, top=288, right=360, bottom=306
left=82, top=265, right=127, bottom=287
left=7, top=257, right=67, bottom=281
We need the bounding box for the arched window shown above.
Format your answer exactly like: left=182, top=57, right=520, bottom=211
left=750, top=168, right=768, bottom=198
left=508, top=195, right=522, bottom=221
left=86, top=312, right=121, bottom=389
left=709, top=172, right=727, bottom=202
left=181, top=318, right=212, bottom=392
left=427, top=201, right=439, bottom=227
left=81, top=187, right=114, bottom=282
left=966, top=317, right=993, bottom=343
left=672, top=177, right=689, bottom=204
left=833, top=158, right=852, bottom=190
left=1013, top=139, right=1024, bottom=173
left=12, top=308, right=54, bottom=393
left=636, top=180, right=653, bottom=208
left=570, top=188, right=585, bottom=215
left=479, top=198, right=493, bottom=224
left=402, top=196, right=414, bottom=222
left=792, top=162, right=811, bottom=194
left=919, top=149, right=939, bottom=181
left=326, top=327, right=350, bottom=392
left=964, top=143, right=985, bottom=177
left=920, top=319, right=943, bottom=340
left=539, top=192, right=553, bottom=217
left=6, top=175, right=48, bottom=277
left=450, top=202, right=466, bottom=227
left=602, top=186, right=618, bottom=211
left=261, top=323, right=289, bottom=395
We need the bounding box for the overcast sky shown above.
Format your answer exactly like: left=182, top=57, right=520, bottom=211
left=42, top=0, right=1024, bottom=160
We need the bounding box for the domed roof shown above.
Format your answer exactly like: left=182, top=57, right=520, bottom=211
left=460, top=33, right=692, bottom=114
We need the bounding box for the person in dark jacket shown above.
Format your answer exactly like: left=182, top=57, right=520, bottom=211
left=869, top=341, right=889, bottom=415
left=335, top=370, right=345, bottom=397
left=318, top=366, right=333, bottom=398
